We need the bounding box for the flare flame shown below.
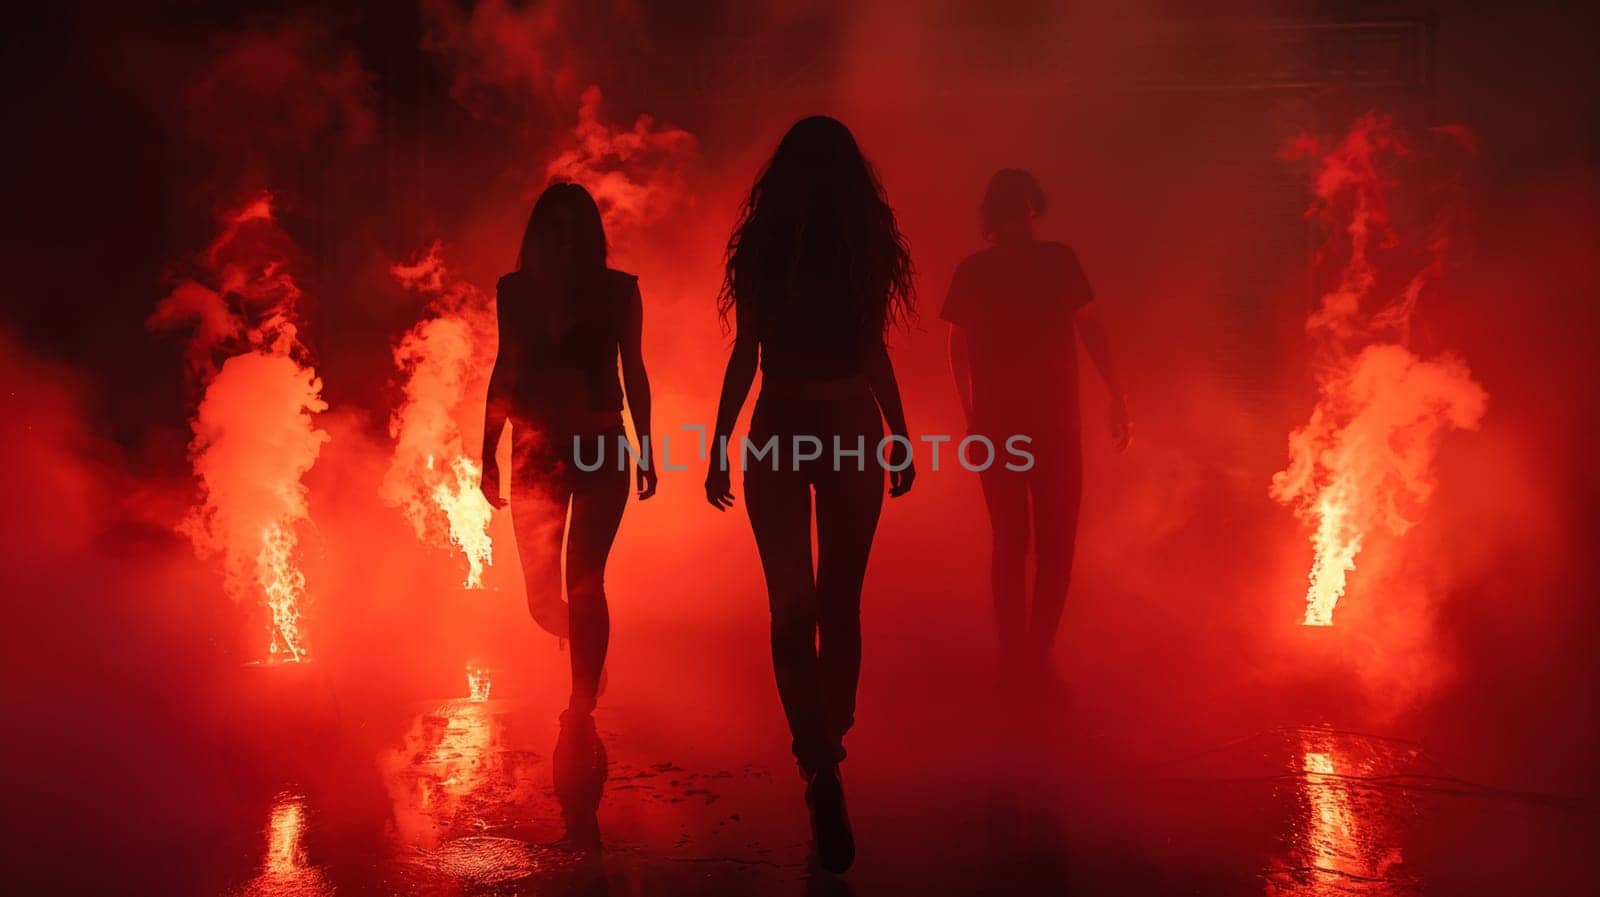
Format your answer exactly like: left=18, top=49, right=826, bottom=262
left=150, top=192, right=328, bottom=660
left=1272, top=113, right=1487, bottom=626
left=384, top=242, right=496, bottom=588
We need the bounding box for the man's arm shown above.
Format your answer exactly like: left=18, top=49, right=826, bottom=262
left=1075, top=301, right=1131, bottom=451
left=946, top=324, right=974, bottom=430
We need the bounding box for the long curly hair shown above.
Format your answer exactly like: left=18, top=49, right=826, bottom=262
left=719, top=116, right=915, bottom=335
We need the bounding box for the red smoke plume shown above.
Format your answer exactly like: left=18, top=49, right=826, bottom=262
left=149, top=193, right=329, bottom=661
left=1272, top=113, right=1488, bottom=626
left=384, top=242, right=497, bottom=588
left=420, top=0, right=696, bottom=239
left=546, top=85, right=697, bottom=239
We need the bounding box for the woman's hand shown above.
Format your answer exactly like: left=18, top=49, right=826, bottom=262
left=479, top=456, right=507, bottom=509
left=705, top=464, right=734, bottom=511
left=889, top=461, right=916, bottom=498
left=886, top=438, right=915, bottom=498
left=637, top=463, right=658, bottom=500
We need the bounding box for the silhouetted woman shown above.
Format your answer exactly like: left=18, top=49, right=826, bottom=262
left=480, top=182, right=656, bottom=844
left=943, top=169, right=1128, bottom=694
left=705, top=116, right=915, bottom=874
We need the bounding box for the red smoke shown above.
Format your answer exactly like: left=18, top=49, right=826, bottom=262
left=184, top=24, right=374, bottom=150
left=384, top=241, right=497, bottom=588
left=419, top=0, right=697, bottom=235
left=420, top=0, right=591, bottom=121
left=149, top=193, right=329, bottom=661
left=546, top=85, right=698, bottom=238
left=1271, top=113, right=1488, bottom=628
left=178, top=21, right=376, bottom=203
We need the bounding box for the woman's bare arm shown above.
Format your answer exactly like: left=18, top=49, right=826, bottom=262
left=619, top=282, right=657, bottom=498
left=480, top=319, right=515, bottom=509
left=706, top=315, right=758, bottom=510
left=862, top=340, right=915, bottom=497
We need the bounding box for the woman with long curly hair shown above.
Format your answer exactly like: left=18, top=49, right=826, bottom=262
left=705, top=116, right=915, bottom=873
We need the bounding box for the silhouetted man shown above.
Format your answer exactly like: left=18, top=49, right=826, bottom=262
left=943, top=169, right=1130, bottom=693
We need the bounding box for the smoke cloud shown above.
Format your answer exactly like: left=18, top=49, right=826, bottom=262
left=150, top=194, right=330, bottom=661
left=1272, top=114, right=1488, bottom=627
left=383, top=241, right=497, bottom=588
left=546, top=85, right=698, bottom=238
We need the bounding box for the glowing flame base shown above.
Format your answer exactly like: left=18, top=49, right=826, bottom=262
left=259, top=522, right=310, bottom=661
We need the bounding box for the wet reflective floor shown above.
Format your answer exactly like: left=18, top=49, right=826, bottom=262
left=162, top=663, right=1591, bottom=897
left=215, top=681, right=821, bottom=897
left=18, top=613, right=1593, bottom=897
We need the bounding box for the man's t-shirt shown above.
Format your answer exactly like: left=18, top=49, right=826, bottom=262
left=940, top=240, right=1093, bottom=437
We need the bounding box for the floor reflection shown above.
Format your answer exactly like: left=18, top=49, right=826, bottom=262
left=235, top=792, right=333, bottom=897
left=381, top=669, right=539, bottom=850
left=467, top=665, right=492, bottom=702
left=1268, top=728, right=1417, bottom=896
left=376, top=670, right=612, bottom=894
left=552, top=709, right=609, bottom=850
left=200, top=688, right=1578, bottom=897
